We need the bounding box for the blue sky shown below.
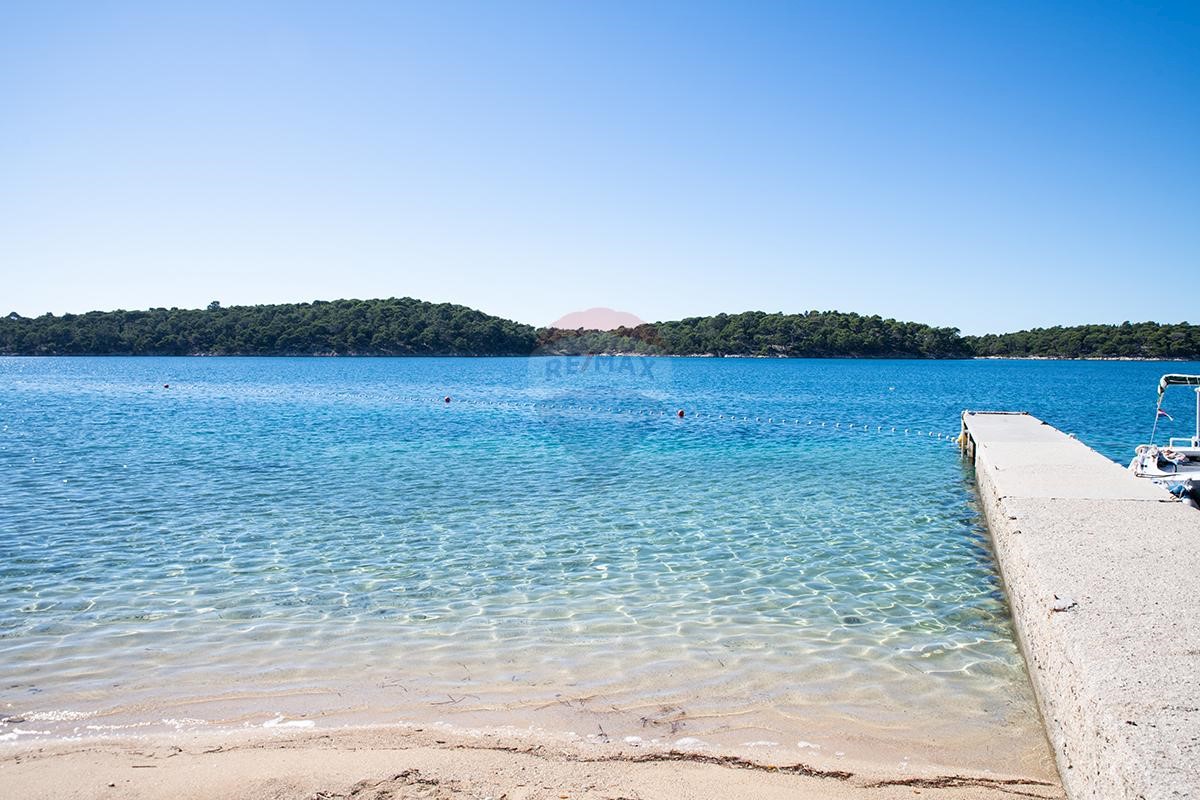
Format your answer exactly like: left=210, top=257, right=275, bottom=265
left=1, top=1, right=1196, bottom=333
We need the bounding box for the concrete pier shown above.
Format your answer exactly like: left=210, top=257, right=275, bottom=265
left=961, top=411, right=1199, bottom=799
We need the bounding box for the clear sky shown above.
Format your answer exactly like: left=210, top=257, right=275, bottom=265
left=1, top=1, right=1196, bottom=333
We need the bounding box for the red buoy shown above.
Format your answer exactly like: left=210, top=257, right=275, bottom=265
left=677, top=409, right=685, bottom=418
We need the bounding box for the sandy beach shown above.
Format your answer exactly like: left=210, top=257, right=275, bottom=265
left=1, top=724, right=1065, bottom=800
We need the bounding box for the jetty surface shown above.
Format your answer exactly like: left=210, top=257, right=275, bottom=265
left=961, top=411, right=1199, bottom=799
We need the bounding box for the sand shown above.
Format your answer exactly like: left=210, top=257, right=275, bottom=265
left=1, top=724, right=1065, bottom=800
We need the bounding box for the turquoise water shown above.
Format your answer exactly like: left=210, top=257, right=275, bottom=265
left=2, top=357, right=1196, bottom=770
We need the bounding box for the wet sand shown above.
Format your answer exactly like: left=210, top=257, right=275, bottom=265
left=1, top=724, right=1064, bottom=800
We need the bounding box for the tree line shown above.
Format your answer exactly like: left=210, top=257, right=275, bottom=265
left=963, top=322, right=1200, bottom=360
left=1, top=299, right=1197, bottom=359
left=0, top=299, right=538, bottom=356
left=535, top=311, right=972, bottom=358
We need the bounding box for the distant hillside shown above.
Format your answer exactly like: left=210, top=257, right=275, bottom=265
left=964, top=322, right=1200, bottom=360
left=538, top=311, right=971, bottom=358
left=2, top=300, right=1197, bottom=359
left=0, top=298, right=537, bottom=356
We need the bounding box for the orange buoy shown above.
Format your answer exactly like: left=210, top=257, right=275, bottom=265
left=677, top=409, right=685, bottom=418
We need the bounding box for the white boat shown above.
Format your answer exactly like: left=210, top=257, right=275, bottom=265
left=1128, top=374, right=1200, bottom=508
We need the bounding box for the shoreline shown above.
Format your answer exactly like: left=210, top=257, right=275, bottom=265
left=0, top=722, right=1065, bottom=800
left=0, top=671, right=1059, bottom=787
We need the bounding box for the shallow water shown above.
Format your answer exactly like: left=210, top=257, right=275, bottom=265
left=2, top=356, right=1196, bottom=773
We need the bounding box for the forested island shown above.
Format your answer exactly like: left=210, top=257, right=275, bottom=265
left=2, top=298, right=1198, bottom=359
left=0, top=299, right=538, bottom=357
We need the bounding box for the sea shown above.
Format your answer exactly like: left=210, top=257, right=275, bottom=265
left=2, top=356, right=1196, bottom=775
